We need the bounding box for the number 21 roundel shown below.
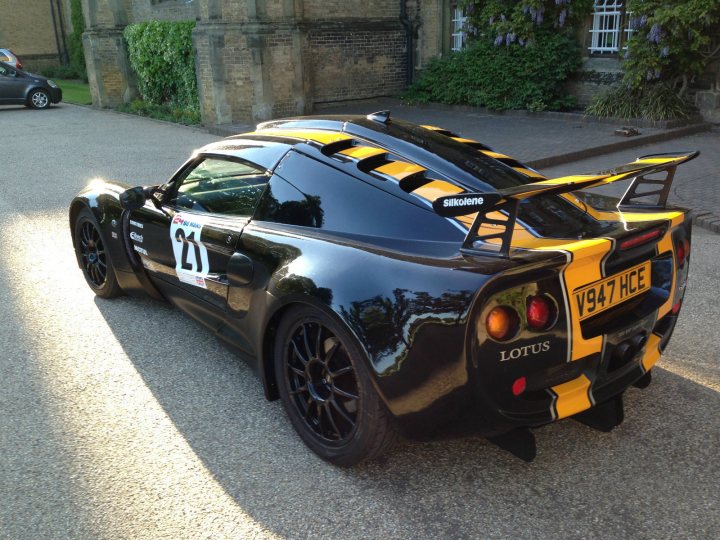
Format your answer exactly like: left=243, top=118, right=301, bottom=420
left=170, top=213, right=210, bottom=289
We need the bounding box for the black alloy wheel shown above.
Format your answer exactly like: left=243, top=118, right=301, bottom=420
left=74, top=209, right=122, bottom=298
left=284, top=319, right=359, bottom=443
left=275, top=306, right=397, bottom=466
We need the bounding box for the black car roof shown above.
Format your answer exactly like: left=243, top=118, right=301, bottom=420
left=239, top=115, right=536, bottom=195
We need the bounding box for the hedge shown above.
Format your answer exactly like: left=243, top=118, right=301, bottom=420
left=123, top=21, right=199, bottom=113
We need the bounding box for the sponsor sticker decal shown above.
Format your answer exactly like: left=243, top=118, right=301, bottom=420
left=130, top=220, right=144, bottom=229
left=130, top=231, right=143, bottom=243
left=134, top=245, right=149, bottom=256
left=170, top=212, right=210, bottom=289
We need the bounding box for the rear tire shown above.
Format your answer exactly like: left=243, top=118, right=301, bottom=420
left=28, top=89, right=50, bottom=109
left=274, top=305, right=398, bottom=466
left=73, top=208, right=123, bottom=298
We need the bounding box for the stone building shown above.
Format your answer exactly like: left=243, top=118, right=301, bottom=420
left=0, top=0, right=72, bottom=71
left=82, top=0, right=462, bottom=125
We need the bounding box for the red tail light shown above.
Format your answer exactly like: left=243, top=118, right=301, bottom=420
left=16, top=59, right=23, bottom=70
left=676, top=239, right=686, bottom=266
left=526, top=295, right=553, bottom=331
left=619, top=228, right=663, bottom=250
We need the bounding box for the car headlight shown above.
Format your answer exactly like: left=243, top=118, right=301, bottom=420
left=47, top=80, right=58, bottom=88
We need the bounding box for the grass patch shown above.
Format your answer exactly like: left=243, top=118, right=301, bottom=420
left=56, top=79, right=92, bottom=105
left=116, top=99, right=201, bottom=125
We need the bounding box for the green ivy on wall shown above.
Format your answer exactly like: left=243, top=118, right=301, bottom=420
left=123, top=21, right=199, bottom=114
left=68, top=0, right=86, bottom=80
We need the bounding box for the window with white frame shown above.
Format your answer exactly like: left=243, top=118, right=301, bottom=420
left=588, top=1, right=625, bottom=54
left=451, top=6, right=468, bottom=52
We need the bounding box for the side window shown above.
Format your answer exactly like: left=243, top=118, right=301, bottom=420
left=0, top=65, right=14, bottom=77
left=255, top=151, right=463, bottom=241
left=168, top=157, right=269, bottom=217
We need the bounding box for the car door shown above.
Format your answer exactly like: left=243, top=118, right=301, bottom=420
left=128, top=154, right=270, bottom=312
left=0, top=64, right=26, bottom=102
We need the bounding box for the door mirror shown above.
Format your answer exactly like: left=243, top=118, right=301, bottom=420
left=120, top=186, right=147, bottom=210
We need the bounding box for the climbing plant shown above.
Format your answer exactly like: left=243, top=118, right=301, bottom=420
left=123, top=21, right=199, bottom=113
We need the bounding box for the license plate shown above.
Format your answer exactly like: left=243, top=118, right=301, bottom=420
left=573, top=261, right=651, bottom=321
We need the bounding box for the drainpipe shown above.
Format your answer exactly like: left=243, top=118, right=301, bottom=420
left=55, top=0, right=70, bottom=64
left=49, top=0, right=64, bottom=65
left=399, top=0, right=413, bottom=86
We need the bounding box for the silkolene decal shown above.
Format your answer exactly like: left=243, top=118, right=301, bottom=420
left=170, top=213, right=210, bottom=289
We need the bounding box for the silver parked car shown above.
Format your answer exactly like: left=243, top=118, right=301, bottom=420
left=0, top=48, right=23, bottom=69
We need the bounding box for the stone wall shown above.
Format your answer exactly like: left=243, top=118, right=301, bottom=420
left=82, top=0, right=450, bottom=124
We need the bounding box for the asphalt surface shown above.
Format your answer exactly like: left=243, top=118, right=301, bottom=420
left=0, top=104, right=718, bottom=539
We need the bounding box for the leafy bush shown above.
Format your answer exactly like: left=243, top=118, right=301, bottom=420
left=123, top=21, right=199, bottom=114
left=586, top=83, right=694, bottom=121
left=403, top=31, right=580, bottom=111
left=41, top=64, right=84, bottom=80
left=117, top=99, right=201, bottom=125
left=67, top=0, right=87, bottom=81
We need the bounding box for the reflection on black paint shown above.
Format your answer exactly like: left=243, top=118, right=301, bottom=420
left=254, top=184, right=324, bottom=228
left=340, top=288, right=473, bottom=374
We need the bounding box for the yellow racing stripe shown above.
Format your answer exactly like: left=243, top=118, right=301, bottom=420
left=374, top=161, right=427, bottom=180
left=641, top=333, right=662, bottom=372
left=249, top=129, right=353, bottom=145
left=552, top=374, right=593, bottom=419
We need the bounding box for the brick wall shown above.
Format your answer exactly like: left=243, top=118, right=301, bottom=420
left=129, top=0, right=197, bottom=22
left=307, top=23, right=406, bottom=104
left=0, top=0, right=73, bottom=70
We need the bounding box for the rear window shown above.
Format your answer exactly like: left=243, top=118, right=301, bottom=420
left=254, top=151, right=463, bottom=242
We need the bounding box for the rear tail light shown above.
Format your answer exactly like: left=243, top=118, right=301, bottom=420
left=619, top=228, right=663, bottom=250
left=16, top=58, right=23, bottom=69
left=675, top=238, right=689, bottom=267
left=676, top=240, right=685, bottom=266
left=486, top=306, right=519, bottom=341
left=526, top=295, right=554, bottom=331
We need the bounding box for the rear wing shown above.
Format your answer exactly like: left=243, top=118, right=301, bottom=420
left=432, top=151, right=699, bottom=257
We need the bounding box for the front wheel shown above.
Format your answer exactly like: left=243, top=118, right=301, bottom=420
left=27, top=89, right=51, bottom=109
left=274, top=305, right=398, bottom=466
left=73, top=208, right=123, bottom=298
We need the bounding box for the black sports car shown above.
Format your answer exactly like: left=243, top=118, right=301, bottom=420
left=70, top=112, right=696, bottom=465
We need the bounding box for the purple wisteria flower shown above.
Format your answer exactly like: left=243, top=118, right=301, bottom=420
left=522, top=5, right=530, bottom=14
left=494, top=35, right=504, bottom=46
left=519, top=37, right=526, bottom=46
left=489, top=16, right=494, bottom=24
left=654, top=68, right=662, bottom=79
left=640, top=15, right=648, bottom=26
left=506, top=32, right=517, bottom=45
left=559, top=9, right=567, bottom=27
left=501, top=14, right=506, bottom=22
left=647, top=24, right=663, bottom=44
left=660, top=46, right=670, bottom=57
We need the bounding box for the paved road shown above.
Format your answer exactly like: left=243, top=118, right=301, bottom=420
left=1, top=104, right=718, bottom=539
